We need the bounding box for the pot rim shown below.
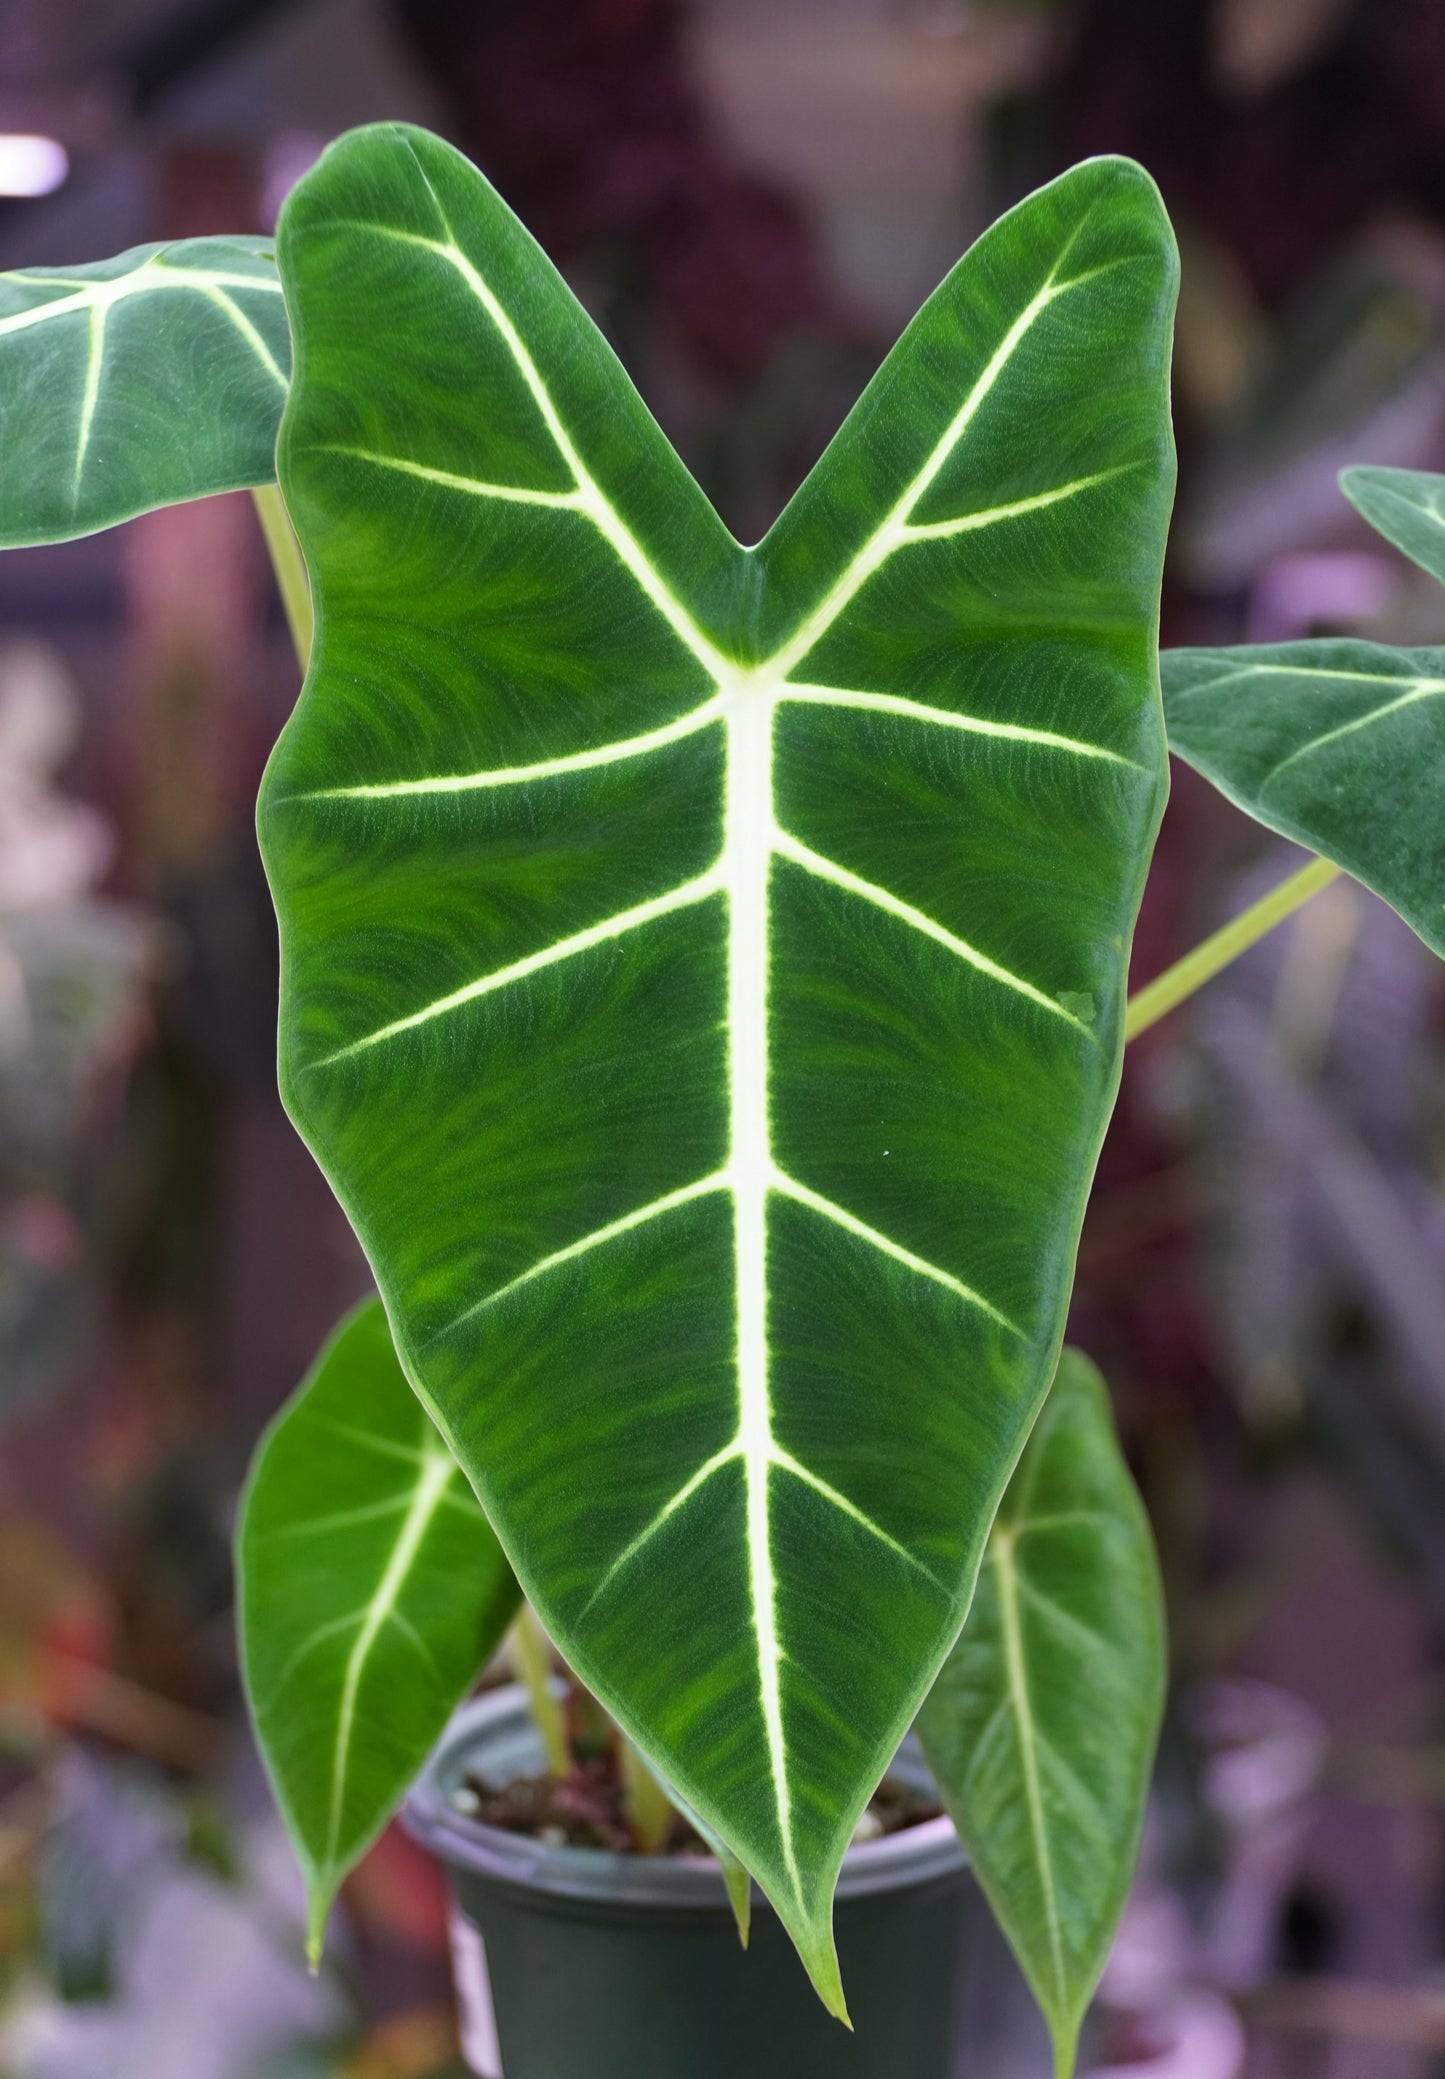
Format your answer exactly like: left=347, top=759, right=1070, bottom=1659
left=404, top=1686, right=967, bottom=1910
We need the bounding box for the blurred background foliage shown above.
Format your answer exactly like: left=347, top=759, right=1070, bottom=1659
left=2, top=2, right=1445, bottom=2074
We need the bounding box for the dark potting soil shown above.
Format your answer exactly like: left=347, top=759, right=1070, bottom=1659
left=461, top=1755, right=943, bottom=1856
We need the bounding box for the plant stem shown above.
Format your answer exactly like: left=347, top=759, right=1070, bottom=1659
left=1124, top=855, right=1343, bottom=1043
left=618, top=1734, right=676, bottom=1854
left=252, top=482, right=313, bottom=669
left=508, top=1603, right=571, bottom=1778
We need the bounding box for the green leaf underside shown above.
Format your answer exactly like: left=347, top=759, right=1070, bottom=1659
left=261, top=124, right=1176, bottom=2006
left=1342, top=464, right=1445, bottom=586
left=918, top=1351, right=1166, bottom=2079
left=237, top=1298, right=519, bottom=1958
left=0, top=237, right=289, bottom=545
left=1162, top=636, right=1445, bottom=958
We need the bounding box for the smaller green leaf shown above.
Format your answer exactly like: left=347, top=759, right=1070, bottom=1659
left=917, top=1349, right=1165, bottom=2079
left=618, top=1767, right=751, bottom=1945
left=0, top=237, right=290, bottom=545
left=237, top=1298, right=519, bottom=1961
left=667, top=1781, right=753, bottom=1948
left=1342, top=464, right=1445, bottom=585
left=718, top=1843, right=753, bottom=1949
left=1162, top=635, right=1445, bottom=958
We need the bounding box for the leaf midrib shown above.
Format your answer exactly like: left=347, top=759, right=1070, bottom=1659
left=991, top=1527, right=1068, bottom=2011
left=322, top=1441, right=458, bottom=1871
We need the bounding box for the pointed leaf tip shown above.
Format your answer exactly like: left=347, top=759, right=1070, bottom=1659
left=721, top=1855, right=751, bottom=1950
left=305, top=1866, right=338, bottom=1973
left=801, top=1925, right=851, bottom=2028
left=1339, top=463, right=1445, bottom=588
left=305, top=1896, right=328, bottom=1970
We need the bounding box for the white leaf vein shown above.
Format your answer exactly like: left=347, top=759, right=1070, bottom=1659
left=258, top=1496, right=412, bottom=1540
left=1012, top=1509, right=1117, bottom=1539
left=992, top=1532, right=1068, bottom=2006
left=72, top=304, right=105, bottom=499
left=1013, top=1569, right=1125, bottom=1663
left=772, top=826, right=1090, bottom=1033
left=313, top=443, right=580, bottom=509
left=902, top=462, right=1135, bottom=541
left=776, top=684, right=1143, bottom=769
left=1173, top=659, right=1435, bottom=696
left=323, top=1446, right=457, bottom=1865
left=580, top=1435, right=946, bottom=1622
left=765, top=260, right=1128, bottom=680
left=771, top=1167, right=1022, bottom=1335
left=313, top=868, right=723, bottom=1066
left=0, top=251, right=286, bottom=413
left=299, top=690, right=728, bottom=800
left=194, top=281, right=288, bottom=389
left=309, top=1417, right=436, bottom=1468
left=1259, top=681, right=1445, bottom=786
left=769, top=1444, right=946, bottom=1587
left=1035, top=1726, right=1114, bottom=1846
left=433, top=1171, right=731, bottom=1341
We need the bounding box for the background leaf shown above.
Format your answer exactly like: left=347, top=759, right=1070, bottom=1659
left=1162, top=636, right=1445, bottom=958
left=918, top=1349, right=1166, bottom=2079
left=237, top=1297, right=518, bottom=1960
left=0, top=237, right=289, bottom=545
left=261, top=122, right=1175, bottom=2006
left=1341, top=463, right=1445, bottom=584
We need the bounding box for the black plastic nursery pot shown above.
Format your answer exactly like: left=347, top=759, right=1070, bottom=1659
left=405, top=1688, right=989, bottom=2079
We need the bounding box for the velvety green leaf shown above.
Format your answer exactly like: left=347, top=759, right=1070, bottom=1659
left=1342, top=463, right=1445, bottom=585
left=1162, top=636, right=1445, bottom=957
left=918, top=1350, right=1166, bottom=2079
left=237, top=1298, right=519, bottom=1959
left=0, top=238, right=289, bottom=545
left=260, top=122, right=1176, bottom=2008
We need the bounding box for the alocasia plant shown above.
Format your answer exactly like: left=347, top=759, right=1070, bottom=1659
left=20, top=118, right=1438, bottom=2077
left=0, top=123, right=1178, bottom=2070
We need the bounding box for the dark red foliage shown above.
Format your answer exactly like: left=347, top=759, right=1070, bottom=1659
left=1052, top=0, right=1445, bottom=308
left=391, top=0, right=824, bottom=383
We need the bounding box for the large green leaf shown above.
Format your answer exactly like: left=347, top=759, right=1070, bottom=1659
left=918, top=1349, right=1166, bottom=2079
left=1341, top=463, right=1445, bottom=584
left=260, top=122, right=1176, bottom=2007
left=237, top=1297, right=519, bottom=1959
left=0, top=238, right=289, bottom=545
left=1161, top=636, right=1445, bottom=958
